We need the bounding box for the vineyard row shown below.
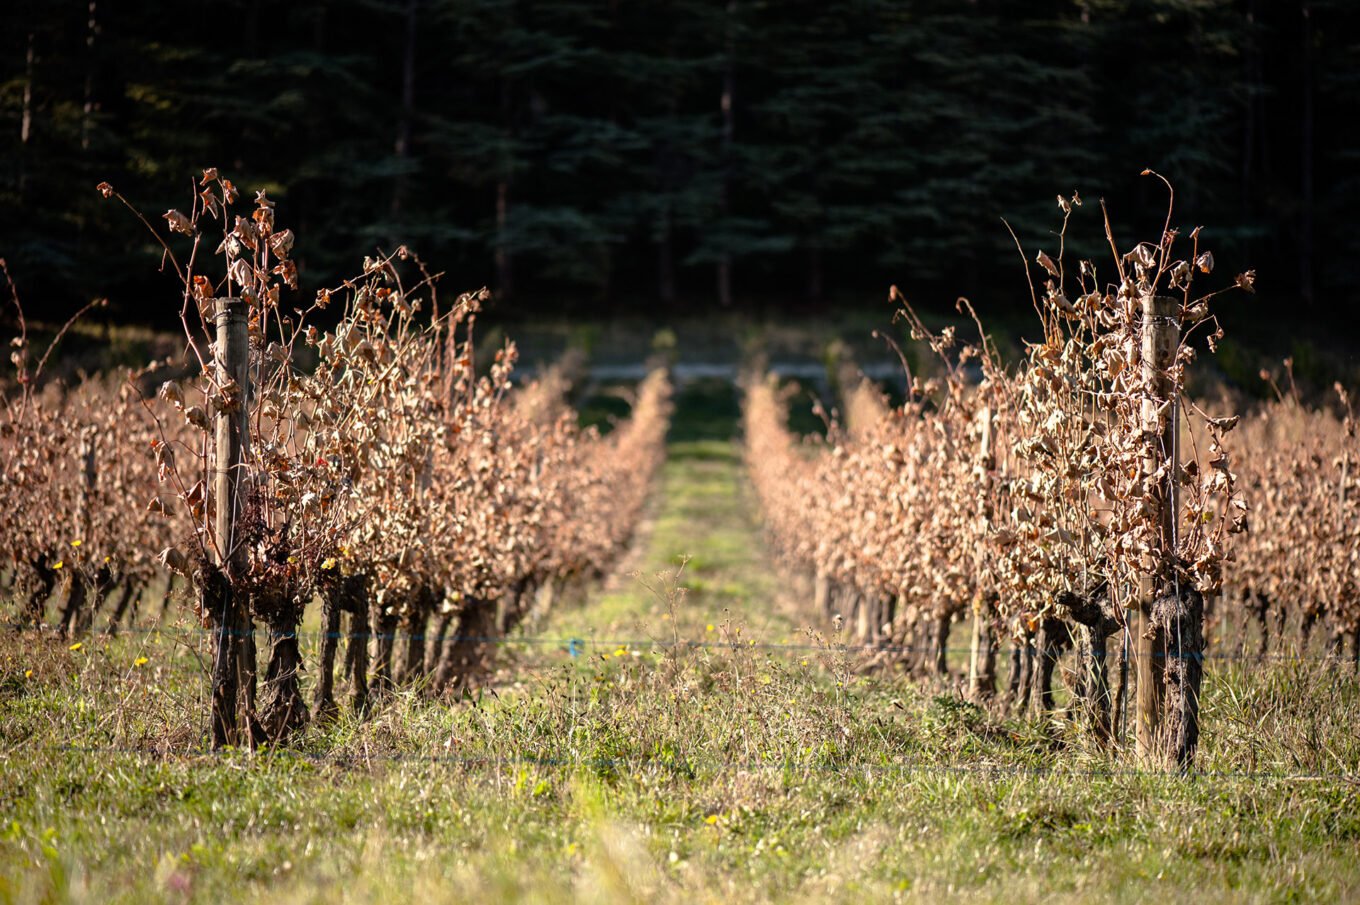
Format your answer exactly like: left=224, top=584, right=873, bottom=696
left=742, top=189, right=1355, bottom=769
left=1, top=172, right=672, bottom=748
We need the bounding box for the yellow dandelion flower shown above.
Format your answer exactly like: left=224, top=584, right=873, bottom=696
left=53, top=561, right=63, bottom=570
left=70, top=539, right=82, bottom=547
left=69, top=642, right=83, bottom=652
left=134, top=656, right=149, bottom=667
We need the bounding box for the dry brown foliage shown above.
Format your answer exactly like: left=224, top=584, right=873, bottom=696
left=2, top=173, right=672, bottom=743
left=744, top=183, right=1262, bottom=761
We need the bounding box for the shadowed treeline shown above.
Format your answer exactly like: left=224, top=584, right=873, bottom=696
left=1, top=1, right=1355, bottom=322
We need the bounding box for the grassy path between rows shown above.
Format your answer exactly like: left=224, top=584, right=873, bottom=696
left=530, top=378, right=801, bottom=654
left=3, top=379, right=1360, bottom=903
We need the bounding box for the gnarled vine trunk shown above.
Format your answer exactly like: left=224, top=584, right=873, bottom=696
left=432, top=596, right=495, bottom=694
left=1155, top=589, right=1205, bottom=767
left=260, top=613, right=309, bottom=741
left=1029, top=616, right=1068, bottom=719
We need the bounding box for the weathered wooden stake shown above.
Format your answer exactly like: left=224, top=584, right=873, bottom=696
left=1114, top=627, right=1130, bottom=743
left=1135, top=294, right=1179, bottom=766
left=210, top=298, right=249, bottom=749
left=968, top=406, right=998, bottom=700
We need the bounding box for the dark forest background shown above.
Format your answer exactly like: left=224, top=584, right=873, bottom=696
left=1, top=0, right=1356, bottom=328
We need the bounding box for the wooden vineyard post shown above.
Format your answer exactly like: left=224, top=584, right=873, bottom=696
left=968, top=405, right=998, bottom=700
left=1135, top=295, right=1180, bottom=765
left=210, top=298, right=250, bottom=749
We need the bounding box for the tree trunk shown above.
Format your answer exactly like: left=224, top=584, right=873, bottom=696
left=813, top=572, right=831, bottom=620
left=81, top=2, right=99, bottom=151
left=389, top=0, right=418, bottom=226
left=1300, top=607, right=1318, bottom=651
left=1062, top=588, right=1115, bottom=742
left=852, top=593, right=869, bottom=645
left=1004, top=638, right=1022, bottom=702
left=58, top=575, right=87, bottom=639
left=79, top=569, right=104, bottom=634
left=872, top=596, right=892, bottom=645
left=968, top=597, right=998, bottom=701
left=716, top=260, right=732, bottom=309
left=260, top=617, right=309, bottom=741
left=1030, top=617, right=1066, bottom=719
left=370, top=603, right=400, bottom=693
left=25, top=556, right=58, bottom=626
left=1252, top=591, right=1270, bottom=658
left=1114, top=626, right=1130, bottom=744
left=494, top=78, right=514, bottom=300
left=1158, top=589, right=1205, bottom=768
left=507, top=579, right=534, bottom=636
left=204, top=568, right=241, bottom=749
left=932, top=611, right=951, bottom=676
left=241, top=623, right=264, bottom=748
left=314, top=591, right=343, bottom=720
left=715, top=0, right=736, bottom=308
left=57, top=571, right=87, bottom=634
left=433, top=596, right=495, bottom=693
left=426, top=606, right=455, bottom=691
left=1011, top=635, right=1034, bottom=714
left=20, top=33, right=34, bottom=145
left=1299, top=1, right=1314, bottom=306
left=1079, top=623, right=1113, bottom=742
left=19, top=31, right=33, bottom=197
left=1241, top=0, right=1259, bottom=216
left=346, top=603, right=371, bottom=715
left=103, top=579, right=136, bottom=635
left=1324, top=614, right=1344, bottom=660
left=397, top=607, right=429, bottom=685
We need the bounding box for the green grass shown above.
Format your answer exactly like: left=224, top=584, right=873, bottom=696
left=539, top=377, right=791, bottom=643
left=4, top=638, right=1360, bottom=904
left=541, top=435, right=788, bottom=643
left=3, top=381, right=1360, bottom=903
